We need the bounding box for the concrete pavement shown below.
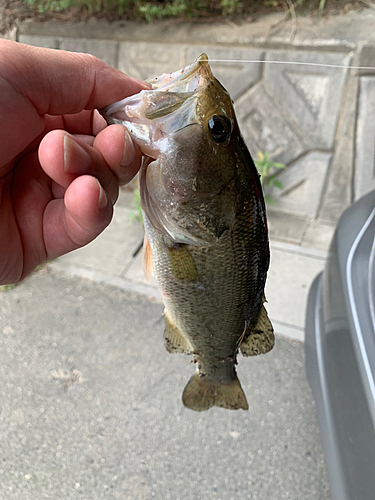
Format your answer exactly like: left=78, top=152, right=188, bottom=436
left=0, top=269, right=330, bottom=500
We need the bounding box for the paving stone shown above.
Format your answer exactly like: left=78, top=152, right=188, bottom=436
left=355, top=43, right=375, bottom=76
left=265, top=240, right=326, bottom=337
left=320, top=74, right=357, bottom=223
left=59, top=38, right=118, bottom=67
left=18, top=34, right=58, bottom=49
left=266, top=151, right=332, bottom=218
left=186, top=46, right=264, bottom=100
left=301, top=220, right=335, bottom=251
left=267, top=211, right=310, bottom=245
left=118, top=42, right=185, bottom=80
left=56, top=206, right=144, bottom=277
left=264, top=50, right=351, bottom=150
left=355, top=76, right=375, bottom=200
left=235, top=83, right=306, bottom=165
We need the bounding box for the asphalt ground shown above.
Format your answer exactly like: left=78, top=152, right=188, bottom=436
left=0, top=268, right=330, bottom=500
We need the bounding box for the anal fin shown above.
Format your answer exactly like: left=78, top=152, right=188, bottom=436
left=240, top=304, right=275, bottom=356
left=164, top=311, right=192, bottom=354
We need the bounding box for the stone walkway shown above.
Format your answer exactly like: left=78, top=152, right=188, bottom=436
left=4, top=10, right=375, bottom=339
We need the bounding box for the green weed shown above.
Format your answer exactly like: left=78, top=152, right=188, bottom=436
left=263, top=0, right=278, bottom=6
left=220, top=0, right=242, bottom=16
left=318, top=0, right=327, bottom=16
left=254, top=151, right=286, bottom=205
left=22, top=0, right=251, bottom=21
left=0, top=284, right=17, bottom=292
left=24, top=0, right=121, bottom=14
left=138, top=0, right=190, bottom=23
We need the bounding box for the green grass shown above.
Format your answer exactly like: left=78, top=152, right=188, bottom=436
left=22, top=0, right=227, bottom=20
left=21, top=0, right=334, bottom=23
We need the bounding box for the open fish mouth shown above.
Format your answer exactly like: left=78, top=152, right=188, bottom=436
left=102, top=53, right=211, bottom=118
left=100, top=54, right=213, bottom=157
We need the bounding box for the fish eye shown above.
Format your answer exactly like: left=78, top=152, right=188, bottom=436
left=208, top=115, right=231, bottom=143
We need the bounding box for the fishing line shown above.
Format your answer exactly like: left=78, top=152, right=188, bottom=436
left=203, top=59, right=375, bottom=71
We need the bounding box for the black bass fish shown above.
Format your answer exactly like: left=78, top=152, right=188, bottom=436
left=101, top=54, right=274, bottom=411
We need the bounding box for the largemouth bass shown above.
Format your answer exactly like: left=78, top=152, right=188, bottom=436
left=101, top=54, right=274, bottom=411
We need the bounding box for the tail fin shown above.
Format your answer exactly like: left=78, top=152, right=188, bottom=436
left=182, top=373, right=249, bottom=412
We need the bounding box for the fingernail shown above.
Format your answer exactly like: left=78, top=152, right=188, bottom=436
left=119, top=73, right=151, bottom=90
left=64, top=134, right=92, bottom=174
left=120, top=129, right=136, bottom=168
left=97, top=180, right=109, bottom=210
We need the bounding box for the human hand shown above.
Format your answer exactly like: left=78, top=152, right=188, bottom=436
left=0, top=40, right=147, bottom=285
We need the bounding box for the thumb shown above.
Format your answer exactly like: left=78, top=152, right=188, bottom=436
left=0, top=39, right=147, bottom=167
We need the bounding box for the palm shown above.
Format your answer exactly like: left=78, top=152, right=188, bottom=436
left=1, top=152, right=51, bottom=284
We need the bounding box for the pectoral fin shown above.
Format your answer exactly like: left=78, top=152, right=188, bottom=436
left=240, top=304, right=275, bottom=356
left=164, top=312, right=192, bottom=354
left=142, top=233, right=153, bottom=283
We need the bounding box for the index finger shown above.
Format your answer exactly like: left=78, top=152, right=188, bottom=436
left=0, top=40, right=148, bottom=168
left=1, top=40, right=146, bottom=114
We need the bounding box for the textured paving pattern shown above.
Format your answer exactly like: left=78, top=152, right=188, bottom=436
left=0, top=270, right=330, bottom=500
left=355, top=73, right=375, bottom=200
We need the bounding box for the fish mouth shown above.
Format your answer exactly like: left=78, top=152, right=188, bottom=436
left=102, top=53, right=212, bottom=116
left=100, top=54, right=213, bottom=157
left=145, top=53, right=212, bottom=92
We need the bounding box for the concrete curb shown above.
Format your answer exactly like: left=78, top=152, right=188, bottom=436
left=49, top=260, right=162, bottom=301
